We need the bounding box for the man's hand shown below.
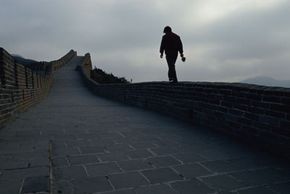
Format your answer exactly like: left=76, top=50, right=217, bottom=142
left=180, top=53, right=185, bottom=62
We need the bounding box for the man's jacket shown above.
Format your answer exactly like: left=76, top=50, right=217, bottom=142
left=160, top=32, right=183, bottom=55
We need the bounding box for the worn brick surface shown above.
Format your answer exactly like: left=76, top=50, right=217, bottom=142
left=145, top=156, right=181, bottom=167
left=21, top=176, right=49, bottom=194
left=126, top=149, right=154, bottom=159
left=72, top=177, right=113, bottom=193
left=171, top=179, right=214, bottom=194
left=79, top=145, right=106, bottom=154
left=52, top=157, right=68, bottom=167
left=173, top=163, right=211, bottom=178
left=108, top=172, right=149, bottom=189
left=68, top=154, right=99, bottom=165
left=117, top=159, right=153, bottom=171
left=237, top=186, right=276, bottom=194
left=99, top=152, right=130, bottom=162
left=270, top=182, right=290, bottom=194
left=54, top=166, right=87, bottom=180
left=201, top=174, right=247, bottom=191
left=141, top=168, right=182, bottom=184
left=173, top=152, right=206, bottom=163
left=135, top=184, right=178, bottom=194
left=86, top=162, right=122, bottom=177
left=102, top=189, right=135, bottom=194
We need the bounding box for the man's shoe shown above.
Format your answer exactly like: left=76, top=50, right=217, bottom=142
left=169, top=80, right=178, bottom=84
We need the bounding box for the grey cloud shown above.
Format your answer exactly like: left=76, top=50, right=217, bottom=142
left=176, top=1, right=290, bottom=81
left=1, top=0, right=289, bottom=82
left=189, top=2, right=290, bottom=60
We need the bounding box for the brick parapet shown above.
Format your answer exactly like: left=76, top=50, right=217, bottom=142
left=78, top=56, right=290, bottom=158
left=50, top=49, right=77, bottom=71
left=0, top=47, right=76, bottom=127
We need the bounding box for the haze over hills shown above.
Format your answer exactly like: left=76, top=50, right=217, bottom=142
left=12, top=54, right=39, bottom=65
left=241, top=76, right=290, bottom=88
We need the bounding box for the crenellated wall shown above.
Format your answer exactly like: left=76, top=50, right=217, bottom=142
left=0, top=48, right=76, bottom=127
left=78, top=54, right=290, bottom=158
left=50, top=49, right=77, bottom=71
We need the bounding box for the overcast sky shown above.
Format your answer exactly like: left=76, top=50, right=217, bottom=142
left=1, top=0, right=289, bottom=82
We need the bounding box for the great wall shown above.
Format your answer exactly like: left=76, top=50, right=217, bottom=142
left=1, top=48, right=290, bottom=194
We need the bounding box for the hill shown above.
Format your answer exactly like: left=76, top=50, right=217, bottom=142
left=241, top=76, right=290, bottom=88
left=91, top=67, right=129, bottom=84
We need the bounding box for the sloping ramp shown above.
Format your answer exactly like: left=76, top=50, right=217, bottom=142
left=0, top=56, right=290, bottom=194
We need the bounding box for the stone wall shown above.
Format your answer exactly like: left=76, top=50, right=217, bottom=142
left=0, top=48, right=76, bottom=127
left=79, top=54, right=290, bottom=158
left=50, top=49, right=77, bottom=71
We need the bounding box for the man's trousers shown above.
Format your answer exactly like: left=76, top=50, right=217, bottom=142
left=166, top=53, right=178, bottom=82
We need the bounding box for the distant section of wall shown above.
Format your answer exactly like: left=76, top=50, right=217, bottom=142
left=78, top=54, right=290, bottom=158
left=0, top=48, right=76, bottom=127
left=51, top=49, right=77, bottom=71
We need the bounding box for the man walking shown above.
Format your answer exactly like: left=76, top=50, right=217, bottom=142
left=160, top=26, right=185, bottom=83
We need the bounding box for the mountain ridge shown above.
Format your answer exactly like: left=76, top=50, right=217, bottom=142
left=241, top=76, right=290, bottom=88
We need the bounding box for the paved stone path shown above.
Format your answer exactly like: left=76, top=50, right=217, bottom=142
left=1, top=56, right=290, bottom=194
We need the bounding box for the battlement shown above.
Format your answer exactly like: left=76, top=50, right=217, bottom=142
left=78, top=54, right=290, bottom=158
left=0, top=48, right=76, bottom=127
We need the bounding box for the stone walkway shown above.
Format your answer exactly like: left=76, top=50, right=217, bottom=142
left=1, top=56, right=290, bottom=194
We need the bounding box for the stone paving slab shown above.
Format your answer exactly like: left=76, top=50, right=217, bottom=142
left=1, top=56, right=290, bottom=194
left=171, top=179, right=215, bottom=194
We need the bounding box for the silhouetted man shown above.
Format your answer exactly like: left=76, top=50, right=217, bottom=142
left=160, top=26, right=185, bottom=83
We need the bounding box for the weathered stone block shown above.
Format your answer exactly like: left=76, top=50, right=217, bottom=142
left=108, top=172, right=149, bottom=189
left=141, top=167, right=182, bottom=184
left=171, top=179, right=214, bottom=194
left=86, top=162, right=121, bottom=176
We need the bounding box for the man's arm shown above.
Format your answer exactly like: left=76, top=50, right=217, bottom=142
left=160, top=36, right=165, bottom=58
left=178, top=37, right=184, bottom=57
left=178, top=36, right=186, bottom=62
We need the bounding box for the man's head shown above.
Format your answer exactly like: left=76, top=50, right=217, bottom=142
left=163, top=26, right=172, bottom=34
